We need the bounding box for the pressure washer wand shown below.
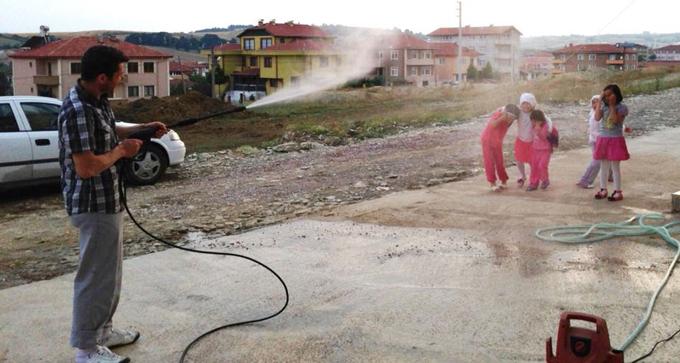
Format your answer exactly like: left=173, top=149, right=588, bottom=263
left=167, top=106, right=247, bottom=129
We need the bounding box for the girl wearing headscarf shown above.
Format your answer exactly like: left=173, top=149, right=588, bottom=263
left=515, top=93, right=537, bottom=186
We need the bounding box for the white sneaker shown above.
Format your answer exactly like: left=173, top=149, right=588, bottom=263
left=76, top=345, right=129, bottom=363
left=99, top=328, right=140, bottom=349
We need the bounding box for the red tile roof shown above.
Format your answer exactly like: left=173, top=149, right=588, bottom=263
left=240, top=23, right=330, bottom=38
left=428, top=25, right=522, bottom=37
left=383, top=33, right=432, bottom=50
left=553, top=43, right=637, bottom=54
left=655, top=45, right=680, bottom=52
left=213, top=43, right=241, bottom=52
left=169, top=60, right=207, bottom=73
left=431, top=42, right=480, bottom=57
left=9, top=36, right=172, bottom=59
left=263, top=39, right=334, bottom=52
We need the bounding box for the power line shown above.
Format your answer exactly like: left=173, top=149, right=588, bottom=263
left=597, top=0, right=637, bottom=35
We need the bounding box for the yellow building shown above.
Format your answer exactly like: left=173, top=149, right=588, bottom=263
left=207, top=20, right=339, bottom=97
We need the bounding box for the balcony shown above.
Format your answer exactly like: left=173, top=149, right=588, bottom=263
left=33, top=75, right=59, bottom=86
left=606, top=59, right=624, bottom=65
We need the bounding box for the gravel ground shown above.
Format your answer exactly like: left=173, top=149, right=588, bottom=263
left=2, top=87, right=680, bottom=289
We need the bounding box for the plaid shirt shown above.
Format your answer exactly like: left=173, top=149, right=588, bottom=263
left=58, top=84, right=121, bottom=215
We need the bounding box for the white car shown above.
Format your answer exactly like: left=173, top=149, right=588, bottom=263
left=0, top=96, right=185, bottom=188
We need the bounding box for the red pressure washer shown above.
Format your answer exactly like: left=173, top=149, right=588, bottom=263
left=546, top=312, right=624, bottom=363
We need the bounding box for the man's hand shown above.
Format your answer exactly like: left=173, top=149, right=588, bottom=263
left=118, top=139, right=143, bottom=158
left=144, top=121, right=168, bottom=138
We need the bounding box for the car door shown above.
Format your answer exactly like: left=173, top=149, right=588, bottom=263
left=0, top=101, right=33, bottom=183
left=17, top=101, right=61, bottom=179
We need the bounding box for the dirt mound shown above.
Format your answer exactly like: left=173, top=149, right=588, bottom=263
left=111, top=91, right=235, bottom=125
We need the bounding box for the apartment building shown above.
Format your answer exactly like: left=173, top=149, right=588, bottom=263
left=428, top=25, right=521, bottom=80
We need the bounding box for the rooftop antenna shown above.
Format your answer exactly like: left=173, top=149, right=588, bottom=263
left=39, top=25, right=50, bottom=44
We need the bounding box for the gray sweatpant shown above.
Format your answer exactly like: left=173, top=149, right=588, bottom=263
left=69, top=212, right=124, bottom=349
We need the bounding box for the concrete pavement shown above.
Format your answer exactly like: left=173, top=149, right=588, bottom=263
left=2, top=128, right=680, bottom=362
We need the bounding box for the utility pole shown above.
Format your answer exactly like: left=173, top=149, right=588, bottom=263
left=457, top=1, right=463, bottom=84
left=210, top=47, right=216, bottom=98
left=178, top=56, right=186, bottom=95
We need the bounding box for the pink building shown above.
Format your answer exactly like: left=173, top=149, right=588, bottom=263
left=431, top=42, right=480, bottom=84
left=374, top=32, right=436, bottom=87
left=9, top=36, right=172, bottom=100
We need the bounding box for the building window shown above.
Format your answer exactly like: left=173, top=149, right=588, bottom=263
left=408, top=50, right=417, bottom=59
left=424, top=67, right=431, bottom=75
left=409, top=67, right=417, bottom=76
left=425, top=51, right=431, bottom=59
left=390, top=67, right=399, bottom=77
left=378, top=51, right=383, bottom=59
left=589, top=54, right=596, bottom=61
left=437, top=57, right=445, bottom=65
left=143, top=62, right=154, bottom=73
left=320, top=56, right=329, bottom=67
left=391, top=51, right=399, bottom=60
left=70, top=62, right=81, bottom=74
left=144, top=85, right=155, bottom=97
left=127, top=62, right=139, bottom=73
left=260, top=38, right=272, bottom=49
left=244, top=38, right=255, bottom=50
left=250, top=57, right=258, bottom=67
left=264, top=57, right=273, bottom=68
left=128, top=86, right=140, bottom=98
left=577, top=54, right=584, bottom=61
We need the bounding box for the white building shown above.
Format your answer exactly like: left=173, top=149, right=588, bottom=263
left=654, top=45, right=680, bottom=61
left=428, top=25, right=522, bottom=81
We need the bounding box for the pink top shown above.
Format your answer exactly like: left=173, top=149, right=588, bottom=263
left=532, top=122, right=552, bottom=151
left=480, top=110, right=510, bottom=144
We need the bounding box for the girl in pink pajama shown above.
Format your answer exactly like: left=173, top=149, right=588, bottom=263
left=526, top=110, right=553, bottom=191
left=480, top=104, right=521, bottom=191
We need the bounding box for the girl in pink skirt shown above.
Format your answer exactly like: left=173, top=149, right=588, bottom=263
left=593, top=84, right=629, bottom=201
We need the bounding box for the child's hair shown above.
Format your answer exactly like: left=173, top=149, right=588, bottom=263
left=504, top=104, right=520, bottom=119
left=603, top=84, right=623, bottom=104
left=530, top=109, right=547, bottom=122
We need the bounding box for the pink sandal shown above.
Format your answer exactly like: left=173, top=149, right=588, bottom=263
left=608, top=190, right=623, bottom=202
left=594, top=188, right=608, bottom=200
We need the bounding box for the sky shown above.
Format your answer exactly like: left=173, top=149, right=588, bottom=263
left=1, top=0, right=678, bottom=37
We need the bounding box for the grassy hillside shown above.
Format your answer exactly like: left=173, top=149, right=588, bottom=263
left=0, top=33, right=27, bottom=49
left=522, top=32, right=680, bottom=50
left=158, top=67, right=680, bottom=152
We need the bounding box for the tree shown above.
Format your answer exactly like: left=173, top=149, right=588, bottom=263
left=466, top=59, right=478, bottom=81
left=0, top=63, right=11, bottom=96
left=481, top=62, right=493, bottom=79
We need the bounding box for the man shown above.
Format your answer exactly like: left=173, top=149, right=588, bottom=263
left=58, top=45, right=167, bottom=363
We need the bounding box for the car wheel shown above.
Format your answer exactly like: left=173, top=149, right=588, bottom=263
left=124, top=143, right=168, bottom=185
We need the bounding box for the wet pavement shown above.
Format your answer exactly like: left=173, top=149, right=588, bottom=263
left=2, top=127, right=680, bottom=362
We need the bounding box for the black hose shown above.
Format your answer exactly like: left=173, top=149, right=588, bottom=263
left=117, top=162, right=288, bottom=362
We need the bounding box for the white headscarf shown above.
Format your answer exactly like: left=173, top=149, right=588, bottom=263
left=519, top=93, right=537, bottom=109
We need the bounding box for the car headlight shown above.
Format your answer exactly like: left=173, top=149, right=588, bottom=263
left=167, top=130, right=180, bottom=141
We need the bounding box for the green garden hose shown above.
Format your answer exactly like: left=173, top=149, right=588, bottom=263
left=536, top=213, right=680, bottom=352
